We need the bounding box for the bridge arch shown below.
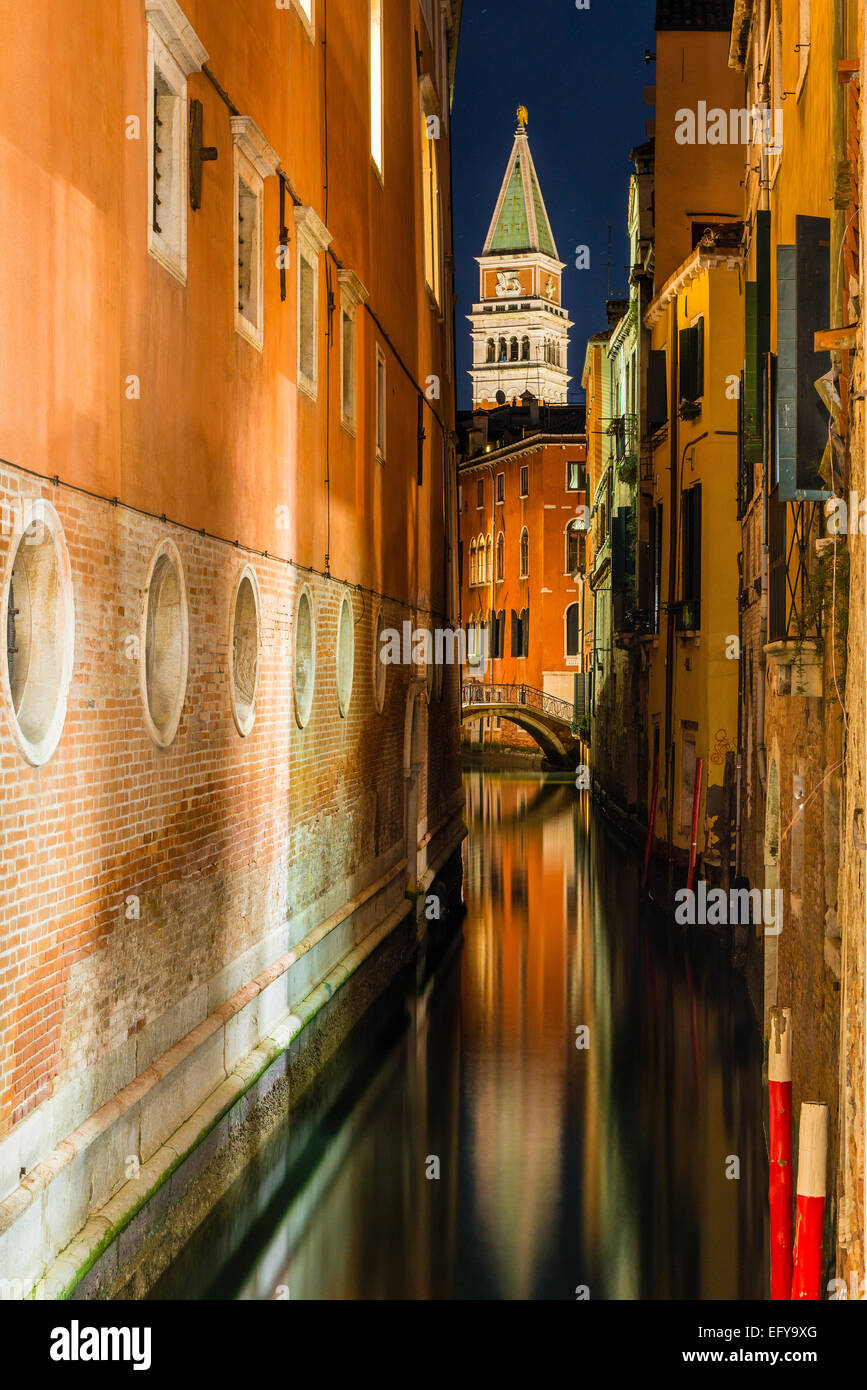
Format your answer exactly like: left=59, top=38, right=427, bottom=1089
left=460, top=682, right=581, bottom=768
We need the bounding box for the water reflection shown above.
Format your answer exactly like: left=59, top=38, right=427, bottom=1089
left=151, top=772, right=765, bottom=1301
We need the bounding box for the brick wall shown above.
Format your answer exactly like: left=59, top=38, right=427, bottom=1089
left=0, top=466, right=462, bottom=1159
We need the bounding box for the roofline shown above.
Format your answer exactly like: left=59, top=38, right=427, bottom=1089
left=645, top=241, right=744, bottom=326
left=458, top=433, right=586, bottom=470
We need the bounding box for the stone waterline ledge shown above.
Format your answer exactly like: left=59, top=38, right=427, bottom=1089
left=0, top=854, right=412, bottom=1295
left=30, top=895, right=416, bottom=1300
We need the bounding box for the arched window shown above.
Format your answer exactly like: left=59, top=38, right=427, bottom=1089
left=509, top=336, right=518, bottom=361
left=555, top=342, right=561, bottom=366
left=496, top=532, right=504, bottom=582
left=498, top=337, right=507, bottom=362
left=521, top=336, right=530, bottom=361
left=565, top=603, right=580, bottom=657
left=519, top=527, right=529, bottom=578
left=469, top=539, right=477, bottom=586
left=486, top=338, right=496, bottom=363
left=477, top=534, right=486, bottom=586
left=485, top=534, right=493, bottom=584
left=566, top=520, right=582, bottom=574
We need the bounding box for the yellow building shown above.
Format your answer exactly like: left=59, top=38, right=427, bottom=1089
left=643, top=232, right=744, bottom=869
left=729, top=0, right=862, bottom=1290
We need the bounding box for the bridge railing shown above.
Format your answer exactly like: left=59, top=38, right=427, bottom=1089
left=461, top=681, right=575, bottom=725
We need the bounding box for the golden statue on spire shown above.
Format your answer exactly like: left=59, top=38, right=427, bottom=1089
left=517, top=105, right=529, bottom=129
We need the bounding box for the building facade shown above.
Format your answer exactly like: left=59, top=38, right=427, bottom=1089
left=580, top=0, right=867, bottom=1293
left=0, top=0, right=464, bottom=1297
left=457, top=400, right=587, bottom=760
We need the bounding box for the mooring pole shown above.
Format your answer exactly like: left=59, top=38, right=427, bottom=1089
left=768, top=1006, right=793, bottom=1300
left=791, top=1101, right=829, bottom=1300
left=643, top=753, right=659, bottom=884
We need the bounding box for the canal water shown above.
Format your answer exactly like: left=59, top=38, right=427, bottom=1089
left=151, top=771, right=766, bottom=1301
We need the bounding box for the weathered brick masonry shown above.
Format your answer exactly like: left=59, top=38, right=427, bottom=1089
left=0, top=465, right=462, bottom=1291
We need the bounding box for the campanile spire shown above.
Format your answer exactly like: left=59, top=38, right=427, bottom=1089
left=468, top=117, right=571, bottom=408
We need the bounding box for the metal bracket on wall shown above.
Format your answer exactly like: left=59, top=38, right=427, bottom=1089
left=189, top=99, right=218, bottom=212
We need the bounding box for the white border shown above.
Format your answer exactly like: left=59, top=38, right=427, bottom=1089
left=228, top=564, right=261, bottom=737
left=0, top=499, right=75, bottom=767
left=139, top=537, right=189, bottom=749
left=293, top=585, right=316, bottom=729
left=336, top=592, right=355, bottom=718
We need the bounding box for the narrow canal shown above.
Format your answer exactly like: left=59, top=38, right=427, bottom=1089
left=151, top=771, right=766, bottom=1301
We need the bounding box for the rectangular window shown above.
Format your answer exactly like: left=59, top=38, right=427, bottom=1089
left=776, top=219, right=831, bottom=500
left=376, top=345, right=387, bottom=462
left=566, top=461, right=581, bottom=491
left=341, top=307, right=356, bottom=429
left=235, top=156, right=264, bottom=349
left=148, top=34, right=188, bottom=283
left=678, top=319, right=704, bottom=406
left=520, top=465, right=529, bottom=497
left=298, top=249, right=318, bottom=394
left=496, top=473, right=504, bottom=503
left=370, top=0, right=384, bottom=176
left=646, top=349, right=668, bottom=433
left=679, top=484, right=702, bottom=630
left=421, top=111, right=442, bottom=304
left=477, top=479, right=484, bottom=509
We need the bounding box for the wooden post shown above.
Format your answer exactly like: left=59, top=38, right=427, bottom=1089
left=686, top=757, right=703, bottom=893
left=791, top=1102, right=828, bottom=1300
left=768, top=1007, right=793, bottom=1300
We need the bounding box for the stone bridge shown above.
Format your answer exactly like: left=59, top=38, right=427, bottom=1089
left=461, top=681, right=585, bottom=768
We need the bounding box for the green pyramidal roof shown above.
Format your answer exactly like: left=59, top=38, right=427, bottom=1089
left=484, top=131, right=558, bottom=259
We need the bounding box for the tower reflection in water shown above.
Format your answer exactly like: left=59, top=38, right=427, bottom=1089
left=150, top=772, right=765, bottom=1301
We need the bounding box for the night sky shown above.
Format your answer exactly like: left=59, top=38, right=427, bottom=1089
left=451, top=0, right=658, bottom=410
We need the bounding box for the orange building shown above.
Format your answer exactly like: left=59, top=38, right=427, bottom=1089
left=457, top=400, right=587, bottom=757
left=0, top=0, right=464, bottom=1296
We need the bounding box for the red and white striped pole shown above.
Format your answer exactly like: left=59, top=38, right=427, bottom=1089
left=768, top=1006, right=793, bottom=1300
left=686, top=757, right=703, bottom=894
left=791, top=1102, right=828, bottom=1300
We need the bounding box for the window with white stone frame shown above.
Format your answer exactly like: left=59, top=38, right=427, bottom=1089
left=231, top=118, right=279, bottom=351
left=295, top=206, right=332, bottom=399
left=338, top=268, right=369, bottom=433
left=145, top=1, right=207, bottom=282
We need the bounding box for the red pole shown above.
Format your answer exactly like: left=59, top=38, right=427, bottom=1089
left=768, top=1006, right=793, bottom=1300
left=791, top=1102, right=828, bottom=1300
left=643, top=754, right=659, bottom=876
left=686, top=757, right=703, bottom=893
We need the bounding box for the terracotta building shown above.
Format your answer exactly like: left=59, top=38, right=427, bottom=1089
left=457, top=396, right=587, bottom=759
left=0, top=0, right=464, bottom=1297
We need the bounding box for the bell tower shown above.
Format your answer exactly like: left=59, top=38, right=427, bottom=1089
left=468, top=109, right=571, bottom=408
